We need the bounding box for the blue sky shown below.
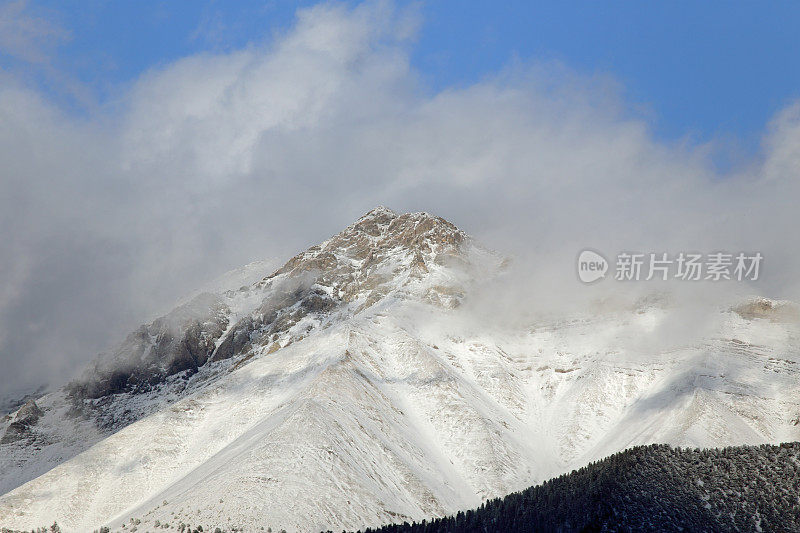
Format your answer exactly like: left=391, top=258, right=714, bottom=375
left=3, top=0, right=800, bottom=152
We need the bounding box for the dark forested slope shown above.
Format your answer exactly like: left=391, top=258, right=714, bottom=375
left=358, top=442, right=800, bottom=533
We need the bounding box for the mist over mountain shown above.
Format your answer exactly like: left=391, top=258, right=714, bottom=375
left=3, top=1, right=800, bottom=400
left=1, top=208, right=798, bottom=532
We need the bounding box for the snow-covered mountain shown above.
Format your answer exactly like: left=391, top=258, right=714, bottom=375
left=1, top=207, right=799, bottom=532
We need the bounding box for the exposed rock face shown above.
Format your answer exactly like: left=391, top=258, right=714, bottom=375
left=734, top=297, right=800, bottom=322
left=0, top=401, right=43, bottom=444
left=67, top=293, right=230, bottom=401
left=267, top=206, right=467, bottom=302
left=209, top=207, right=474, bottom=365
left=15, top=400, right=43, bottom=423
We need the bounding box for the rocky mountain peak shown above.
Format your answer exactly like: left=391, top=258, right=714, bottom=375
left=347, top=206, right=464, bottom=251
left=354, top=205, right=398, bottom=225
left=61, top=208, right=481, bottom=411
left=270, top=207, right=467, bottom=282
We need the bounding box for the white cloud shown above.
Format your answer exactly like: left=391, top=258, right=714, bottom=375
left=0, top=0, right=69, bottom=64
left=1, top=0, right=799, bottom=394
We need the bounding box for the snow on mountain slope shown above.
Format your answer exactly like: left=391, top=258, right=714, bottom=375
left=1, top=207, right=799, bottom=532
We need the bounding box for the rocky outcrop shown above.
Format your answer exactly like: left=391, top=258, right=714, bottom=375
left=734, top=297, right=800, bottom=322
left=0, top=400, right=43, bottom=444
left=67, top=293, right=230, bottom=401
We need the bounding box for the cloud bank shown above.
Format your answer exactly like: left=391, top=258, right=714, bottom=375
left=1, top=1, right=800, bottom=394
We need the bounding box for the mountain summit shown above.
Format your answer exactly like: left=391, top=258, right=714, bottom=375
left=63, top=208, right=478, bottom=402
left=1, top=209, right=799, bottom=532
left=0, top=207, right=498, bottom=499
